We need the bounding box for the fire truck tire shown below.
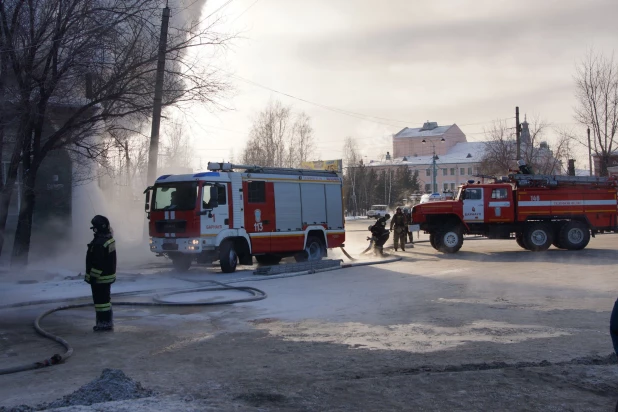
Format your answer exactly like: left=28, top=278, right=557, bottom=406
left=171, top=255, right=192, bottom=272
left=294, top=236, right=324, bottom=262
left=523, top=223, right=553, bottom=251
left=219, top=240, right=238, bottom=273
left=559, top=221, right=590, bottom=250
left=436, top=227, right=463, bottom=253
left=515, top=234, right=529, bottom=250
left=255, top=254, right=282, bottom=265
left=429, top=233, right=441, bottom=251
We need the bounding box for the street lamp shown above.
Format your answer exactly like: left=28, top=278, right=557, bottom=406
left=422, top=138, right=445, bottom=193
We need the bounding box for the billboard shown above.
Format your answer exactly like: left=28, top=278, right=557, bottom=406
left=301, top=159, right=342, bottom=172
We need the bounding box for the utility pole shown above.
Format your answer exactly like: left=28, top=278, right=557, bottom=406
left=587, top=127, right=593, bottom=176
left=515, top=106, right=521, bottom=160
left=146, top=4, right=171, bottom=186
left=432, top=154, right=437, bottom=193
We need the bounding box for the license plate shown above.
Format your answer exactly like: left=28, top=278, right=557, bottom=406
left=409, top=224, right=420, bottom=232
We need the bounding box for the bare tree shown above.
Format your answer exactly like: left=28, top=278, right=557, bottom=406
left=0, top=0, right=233, bottom=265
left=291, top=112, right=314, bottom=166
left=342, top=136, right=360, bottom=215
left=241, top=100, right=314, bottom=168
left=161, top=120, right=194, bottom=172
left=479, top=120, right=516, bottom=176
left=574, top=50, right=618, bottom=176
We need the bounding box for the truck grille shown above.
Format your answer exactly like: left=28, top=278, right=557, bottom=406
left=155, top=220, right=187, bottom=234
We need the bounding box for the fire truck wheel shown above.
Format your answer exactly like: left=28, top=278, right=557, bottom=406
left=220, top=240, right=238, bottom=273
left=515, top=234, right=529, bottom=250
left=437, top=227, right=463, bottom=253
left=523, top=223, right=553, bottom=251
left=255, top=254, right=282, bottom=265
left=171, top=255, right=192, bottom=272
left=559, top=221, right=590, bottom=250
left=429, top=233, right=441, bottom=251
left=294, top=236, right=324, bottom=262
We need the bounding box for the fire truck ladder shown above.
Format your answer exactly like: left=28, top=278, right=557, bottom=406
left=207, top=162, right=340, bottom=177
left=509, top=173, right=618, bottom=188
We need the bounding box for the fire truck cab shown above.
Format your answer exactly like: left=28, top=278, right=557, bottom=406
left=145, top=162, right=346, bottom=272
left=411, top=173, right=618, bottom=253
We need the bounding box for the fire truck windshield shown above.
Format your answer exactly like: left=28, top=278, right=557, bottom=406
left=153, top=182, right=197, bottom=211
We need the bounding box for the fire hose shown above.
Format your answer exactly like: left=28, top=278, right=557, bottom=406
left=0, top=243, right=401, bottom=376
left=0, top=280, right=266, bottom=376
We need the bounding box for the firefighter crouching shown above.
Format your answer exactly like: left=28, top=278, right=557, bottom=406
left=85, top=215, right=117, bottom=332
left=369, top=214, right=391, bottom=256
left=390, top=207, right=408, bottom=251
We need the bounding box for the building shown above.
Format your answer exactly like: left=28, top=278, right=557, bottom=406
left=367, top=122, right=485, bottom=193
left=393, top=122, right=466, bottom=159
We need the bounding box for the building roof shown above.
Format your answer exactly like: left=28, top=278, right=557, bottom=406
left=394, top=124, right=455, bottom=138
left=367, top=141, right=486, bottom=167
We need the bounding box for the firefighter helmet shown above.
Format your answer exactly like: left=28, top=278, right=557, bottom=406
left=91, top=215, right=111, bottom=234
left=384, top=214, right=391, bottom=220
left=396, top=207, right=402, bottom=212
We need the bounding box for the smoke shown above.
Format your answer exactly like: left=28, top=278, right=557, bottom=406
left=168, top=0, right=209, bottom=29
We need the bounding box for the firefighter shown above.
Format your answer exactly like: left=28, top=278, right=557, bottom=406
left=390, top=207, right=408, bottom=251
left=85, top=215, right=117, bottom=332
left=369, top=214, right=390, bottom=255
left=403, top=207, right=414, bottom=248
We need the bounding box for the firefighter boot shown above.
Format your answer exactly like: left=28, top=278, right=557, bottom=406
left=93, top=309, right=114, bottom=332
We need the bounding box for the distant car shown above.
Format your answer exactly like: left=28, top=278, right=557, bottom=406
left=367, top=204, right=388, bottom=219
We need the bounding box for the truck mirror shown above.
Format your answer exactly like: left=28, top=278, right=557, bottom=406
left=209, top=185, right=219, bottom=208
left=145, top=190, right=151, bottom=212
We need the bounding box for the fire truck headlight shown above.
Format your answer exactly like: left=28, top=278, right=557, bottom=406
left=190, top=239, right=200, bottom=245
left=149, top=238, right=153, bottom=244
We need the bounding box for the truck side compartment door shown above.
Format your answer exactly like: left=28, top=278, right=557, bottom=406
left=487, top=187, right=514, bottom=222
left=243, top=180, right=275, bottom=253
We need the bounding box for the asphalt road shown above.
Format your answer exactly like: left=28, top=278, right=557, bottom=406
left=1, top=219, right=618, bottom=411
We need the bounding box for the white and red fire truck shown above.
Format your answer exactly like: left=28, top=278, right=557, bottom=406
left=145, top=162, right=346, bottom=272
left=411, top=173, right=618, bottom=253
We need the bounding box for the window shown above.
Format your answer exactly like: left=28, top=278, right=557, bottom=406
left=450, top=183, right=455, bottom=190
left=426, top=169, right=431, bottom=176
left=460, top=168, right=465, bottom=175
left=442, top=168, right=447, bottom=176
left=248, top=181, right=266, bottom=203
left=468, top=167, right=472, bottom=175
left=424, top=183, right=431, bottom=192
left=202, top=183, right=227, bottom=209
left=450, top=168, right=455, bottom=176
left=153, top=182, right=197, bottom=211
left=465, top=188, right=483, bottom=200
left=443, top=183, right=449, bottom=191
left=491, top=188, right=508, bottom=199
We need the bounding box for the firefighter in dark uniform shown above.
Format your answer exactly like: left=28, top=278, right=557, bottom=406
left=403, top=207, right=414, bottom=247
left=390, top=207, right=408, bottom=251
left=85, top=215, right=117, bottom=331
left=369, top=214, right=390, bottom=255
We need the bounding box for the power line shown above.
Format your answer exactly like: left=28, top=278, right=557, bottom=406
left=221, top=69, right=516, bottom=130
left=230, top=0, right=261, bottom=23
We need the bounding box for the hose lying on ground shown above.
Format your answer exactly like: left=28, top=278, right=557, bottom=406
left=0, top=280, right=266, bottom=376
left=1, top=252, right=402, bottom=376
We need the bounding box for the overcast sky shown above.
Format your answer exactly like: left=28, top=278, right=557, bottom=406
left=179, top=0, right=618, bottom=167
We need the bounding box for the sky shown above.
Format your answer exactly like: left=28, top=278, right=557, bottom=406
left=176, top=0, right=618, bottom=168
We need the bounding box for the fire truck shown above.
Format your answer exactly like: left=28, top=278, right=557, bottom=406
left=410, top=173, right=618, bottom=253
left=144, top=162, right=346, bottom=272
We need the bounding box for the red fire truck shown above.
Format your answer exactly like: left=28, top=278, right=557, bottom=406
left=411, top=173, right=618, bottom=253
left=144, top=162, right=345, bottom=272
